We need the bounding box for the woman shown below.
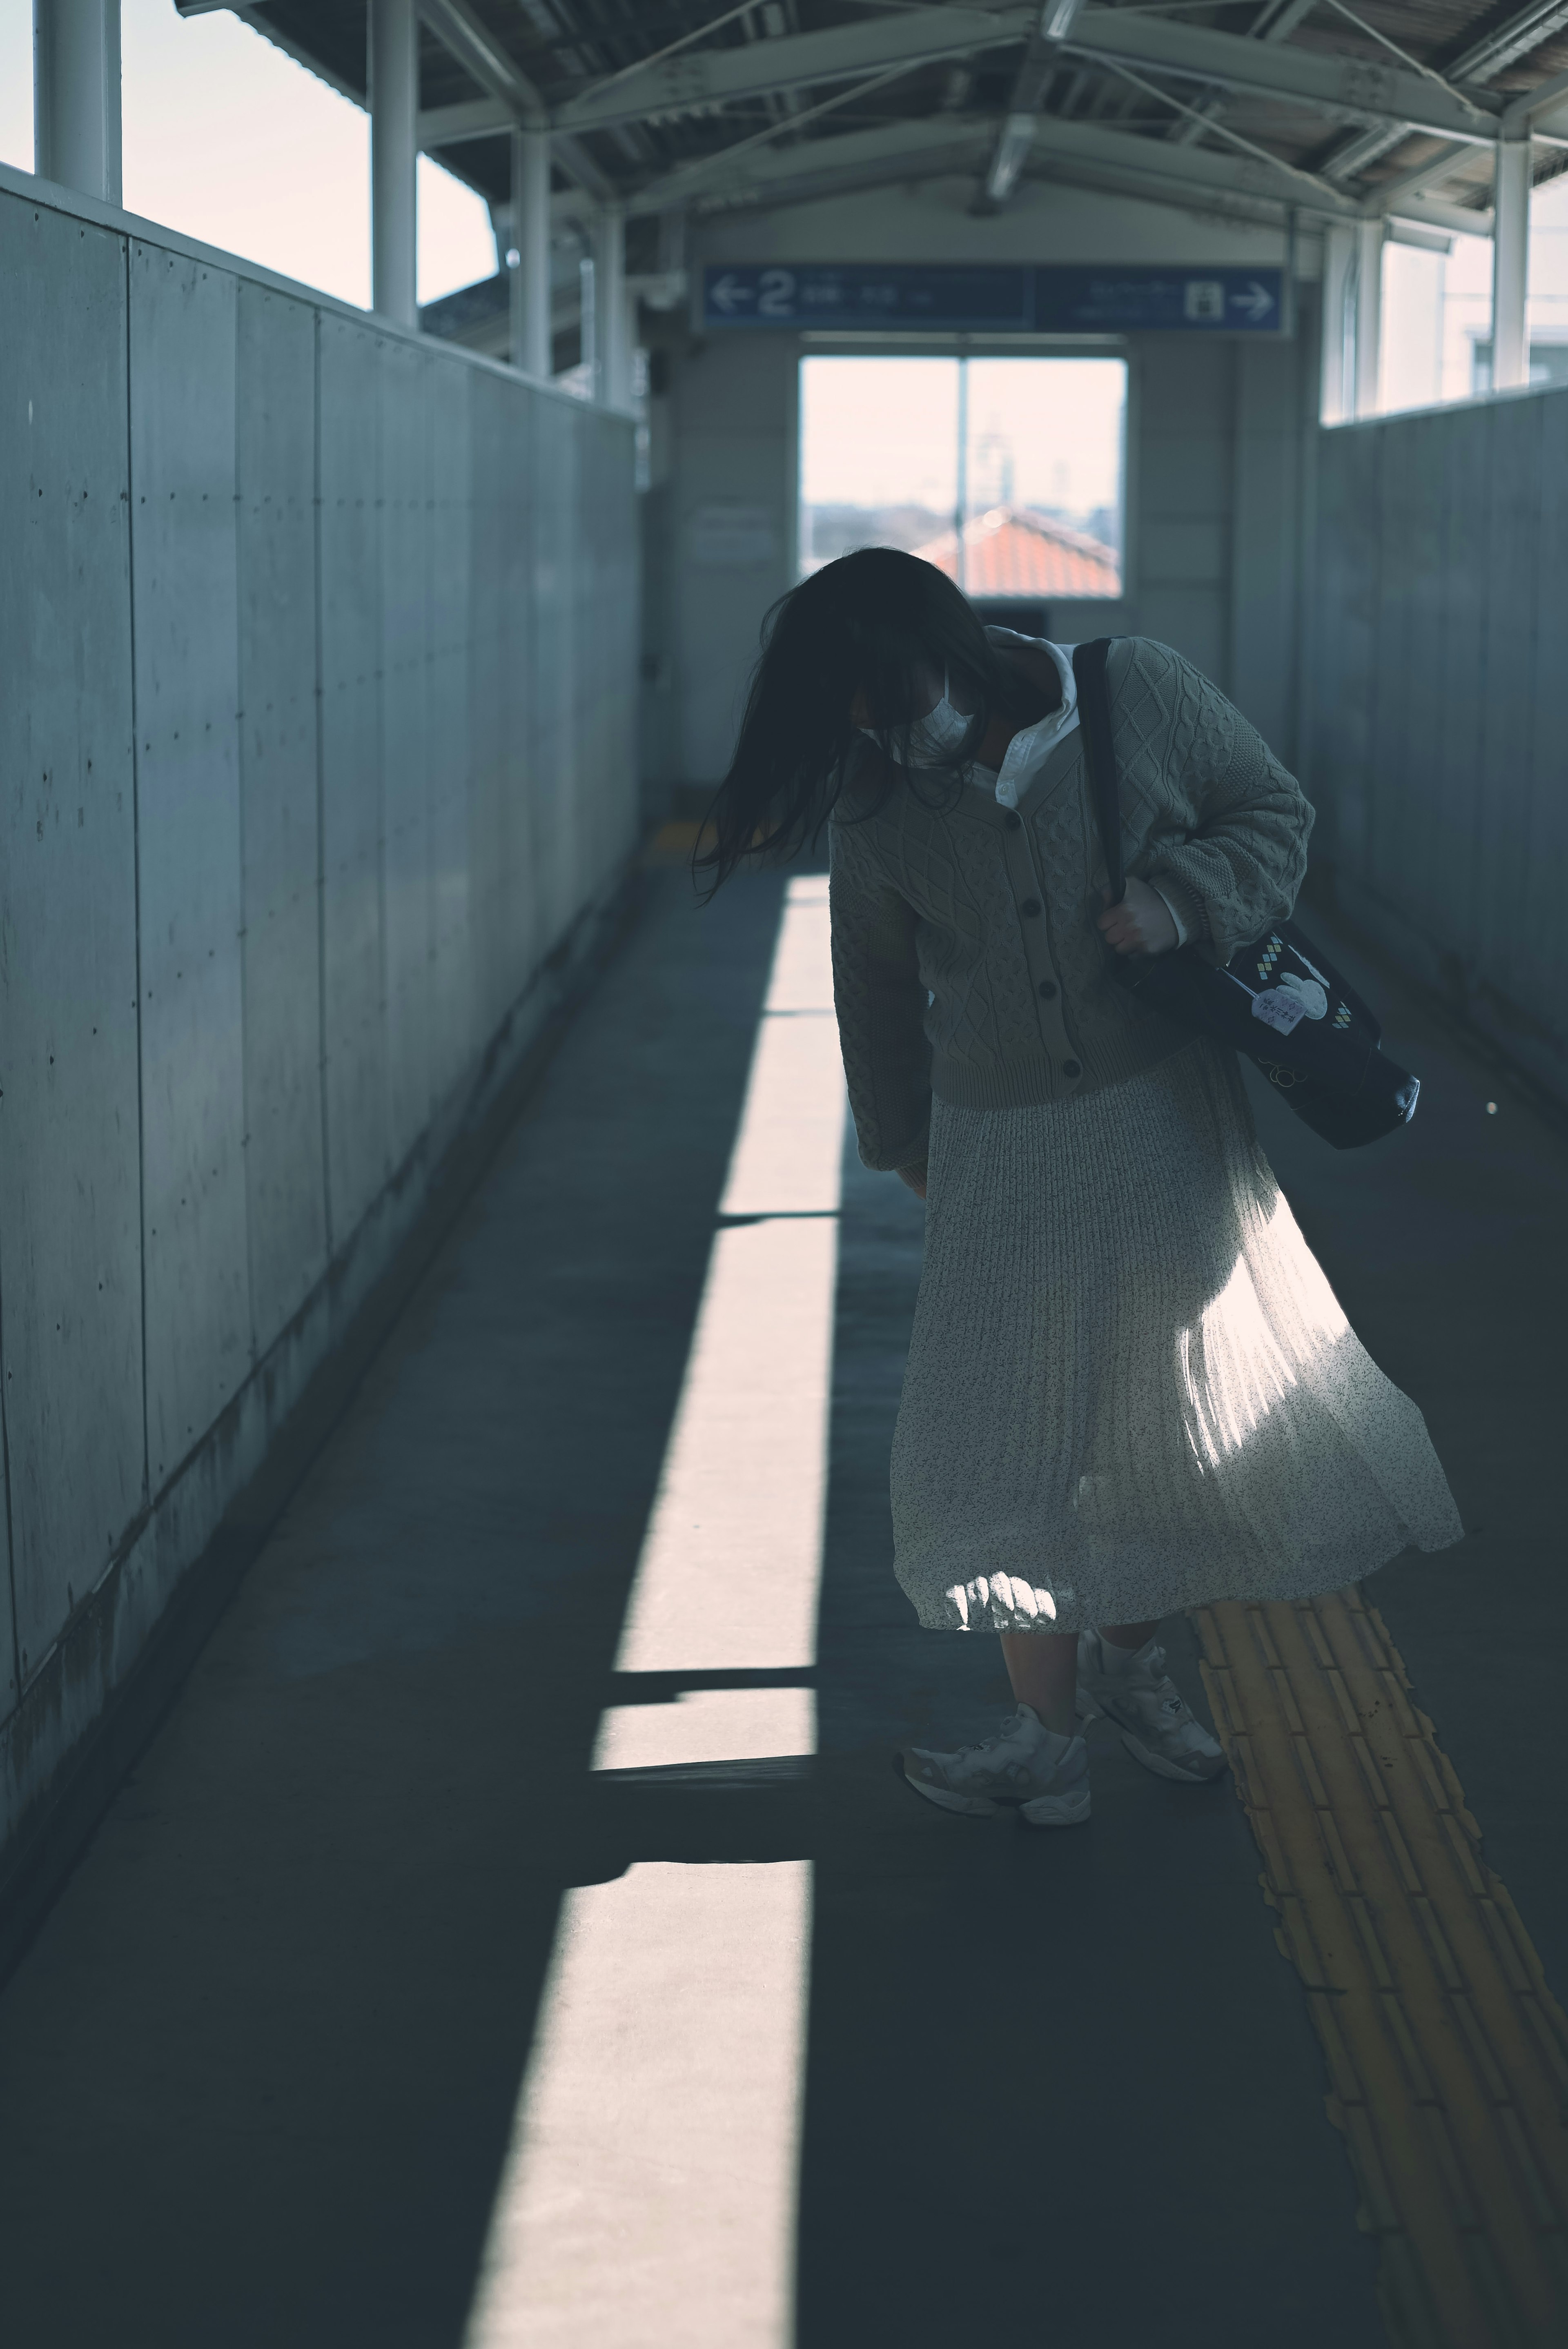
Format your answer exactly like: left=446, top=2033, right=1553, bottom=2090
left=700, top=547, right=1461, bottom=1829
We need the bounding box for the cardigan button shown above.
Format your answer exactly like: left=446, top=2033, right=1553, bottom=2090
left=1037, top=979, right=1058, bottom=1000
left=1004, top=810, right=1022, bottom=830
left=1021, top=897, right=1042, bottom=917
left=1062, top=1059, right=1082, bottom=1079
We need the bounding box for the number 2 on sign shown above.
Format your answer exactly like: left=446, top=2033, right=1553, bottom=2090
left=757, top=269, right=796, bottom=317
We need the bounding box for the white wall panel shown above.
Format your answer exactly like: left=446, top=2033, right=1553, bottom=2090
left=1317, top=419, right=1378, bottom=877
left=236, top=282, right=327, bottom=1356
left=318, top=317, right=389, bottom=1244
left=467, top=368, right=507, bottom=1041
left=1229, top=335, right=1305, bottom=754
left=129, top=244, right=249, bottom=1492
left=1476, top=398, right=1540, bottom=1005
left=1365, top=412, right=1418, bottom=909
left=1313, top=382, right=1568, bottom=1097
left=1433, top=404, right=1488, bottom=965
left=497, top=376, right=537, bottom=1012
left=0, top=169, right=639, bottom=1811
left=567, top=419, right=595, bottom=922
left=1134, top=343, right=1236, bottom=691
left=0, top=201, right=145, bottom=1678
left=1526, top=391, right=1568, bottom=1014
left=426, top=363, right=474, bottom=1091
left=599, top=407, right=641, bottom=879
left=381, top=341, right=434, bottom=1169
left=1140, top=519, right=1227, bottom=585
left=530, top=396, right=575, bottom=950
left=1136, top=586, right=1228, bottom=684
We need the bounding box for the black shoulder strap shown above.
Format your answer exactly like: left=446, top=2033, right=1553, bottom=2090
left=1071, top=637, right=1124, bottom=907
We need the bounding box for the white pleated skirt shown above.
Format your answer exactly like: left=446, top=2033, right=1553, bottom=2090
left=890, top=1039, right=1463, bottom=1635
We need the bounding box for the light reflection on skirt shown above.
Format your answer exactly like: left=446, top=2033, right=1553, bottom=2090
left=890, top=1040, right=1463, bottom=1636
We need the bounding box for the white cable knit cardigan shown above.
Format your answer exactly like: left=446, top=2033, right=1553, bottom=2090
left=827, top=635, right=1313, bottom=1173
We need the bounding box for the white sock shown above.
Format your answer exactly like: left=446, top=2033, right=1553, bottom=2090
left=1095, top=1630, right=1146, bottom=1675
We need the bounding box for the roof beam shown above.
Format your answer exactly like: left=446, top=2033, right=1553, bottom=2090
left=417, top=0, right=615, bottom=196
left=419, top=98, right=514, bottom=147
left=981, top=0, right=1084, bottom=211
left=621, top=112, right=986, bottom=216
left=1168, top=0, right=1318, bottom=149
left=1062, top=9, right=1500, bottom=145
left=555, top=7, right=1035, bottom=134
left=419, top=0, right=546, bottom=127
left=615, top=103, right=1368, bottom=227
left=1447, top=1, right=1568, bottom=83
left=1319, top=0, right=1568, bottom=184
left=1393, top=193, right=1493, bottom=237
left=1505, top=62, right=1568, bottom=135
left=1037, top=108, right=1363, bottom=218
left=542, top=0, right=1503, bottom=149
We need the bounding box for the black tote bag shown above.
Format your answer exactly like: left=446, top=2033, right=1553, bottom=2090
left=1070, top=639, right=1420, bottom=1151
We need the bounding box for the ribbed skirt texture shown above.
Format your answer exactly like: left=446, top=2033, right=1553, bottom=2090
left=891, top=1040, right=1463, bottom=1635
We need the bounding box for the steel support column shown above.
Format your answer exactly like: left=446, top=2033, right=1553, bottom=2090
left=1352, top=216, right=1383, bottom=417
left=369, top=0, right=418, bottom=328
left=1320, top=221, right=1355, bottom=424
left=1492, top=137, right=1532, bottom=390
left=593, top=202, right=629, bottom=409
left=33, top=0, right=121, bottom=204
left=510, top=125, right=551, bottom=377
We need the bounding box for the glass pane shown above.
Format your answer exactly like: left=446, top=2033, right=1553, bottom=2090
left=961, top=356, right=1125, bottom=601
left=798, top=356, right=958, bottom=576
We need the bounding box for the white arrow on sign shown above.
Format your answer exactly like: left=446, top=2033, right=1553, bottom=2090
left=1230, top=280, right=1276, bottom=324
left=709, top=273, right=757, bottom=314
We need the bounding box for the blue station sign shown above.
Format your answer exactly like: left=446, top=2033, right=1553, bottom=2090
left=703, top=263, right=1285, bottom=335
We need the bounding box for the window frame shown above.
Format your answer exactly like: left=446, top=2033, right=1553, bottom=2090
left=794, top=336, right=1137, bottom=610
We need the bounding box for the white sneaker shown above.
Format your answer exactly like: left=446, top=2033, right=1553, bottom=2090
left=1075, top=1630, right=1227, bottom=1783
left=899, top=1705, right=1091, bottom=1828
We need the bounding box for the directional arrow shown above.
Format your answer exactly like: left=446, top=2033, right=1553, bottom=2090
left=709, top=273, right=756, bottom=314
left=1230, top=279, right=1276, bottom=324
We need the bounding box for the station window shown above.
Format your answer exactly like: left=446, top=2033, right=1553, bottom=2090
left=799, top=354, right=1127, bottom=622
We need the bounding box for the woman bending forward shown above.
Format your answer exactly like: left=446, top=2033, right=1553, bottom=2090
left=702, top=548, right=1461, bottom=1828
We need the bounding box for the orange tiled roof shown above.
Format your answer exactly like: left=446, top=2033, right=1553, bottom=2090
left=912, top=505, right=1120, bottom=599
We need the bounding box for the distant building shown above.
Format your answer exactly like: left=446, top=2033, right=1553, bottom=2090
left=912, top=504, right=1120, bottom=599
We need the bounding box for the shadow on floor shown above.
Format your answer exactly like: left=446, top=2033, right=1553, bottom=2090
left=5, top=867, right=1554, bottom=2347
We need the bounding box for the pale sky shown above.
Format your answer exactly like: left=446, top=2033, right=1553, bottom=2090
left=1373, top=176, right=1568, bottom=413
left=800, top=356, right=1127, bottom=517
left=0, top=0, right=495, bottom=307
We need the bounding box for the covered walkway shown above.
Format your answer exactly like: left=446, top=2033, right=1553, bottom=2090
left=0, top=854, right=1562, bottom=2347
left=9, top=6, right=1568, bottom=2341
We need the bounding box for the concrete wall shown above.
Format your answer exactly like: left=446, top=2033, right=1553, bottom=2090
left=639, top=175, right=1317, bottom=797
left=1307, top=380, right=1568, bottom=1104
left=0, top=166, right=639, bottom=1865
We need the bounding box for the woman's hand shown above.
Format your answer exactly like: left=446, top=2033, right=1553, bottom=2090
left=1097, top=876, right=1178, bottom=958
left=896, top=1162, right=928, bottom=1198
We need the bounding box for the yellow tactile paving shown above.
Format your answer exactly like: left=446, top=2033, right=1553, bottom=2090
left=1197, top=1592, right=1568, bottom=2349
left=644, top=819, right=713, bottom=865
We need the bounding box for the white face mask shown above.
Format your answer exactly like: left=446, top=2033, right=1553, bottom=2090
left=857, top=669, right=972, bottom=768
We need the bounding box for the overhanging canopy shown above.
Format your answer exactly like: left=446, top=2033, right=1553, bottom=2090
left=179, top=1, right=1568, bottom=243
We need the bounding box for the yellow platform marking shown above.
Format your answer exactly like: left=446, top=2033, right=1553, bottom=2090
left=1197, top=1593, right=1568, bottom=2347
left=645, top=819, right=713, bottom=865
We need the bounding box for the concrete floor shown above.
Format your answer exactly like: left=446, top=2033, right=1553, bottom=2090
left=0, top=864, right=1561, bottom=2348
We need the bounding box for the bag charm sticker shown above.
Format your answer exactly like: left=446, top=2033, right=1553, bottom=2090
left=1276, top=973, right=1329, bottom=1020
left=1252, top=987, right=1309, bottom=1037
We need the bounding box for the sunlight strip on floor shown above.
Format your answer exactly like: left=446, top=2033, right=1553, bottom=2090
left=463, top=876, right=843, bottom=2349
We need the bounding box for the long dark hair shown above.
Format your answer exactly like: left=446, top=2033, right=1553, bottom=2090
left=695, top=547, right=1059, bottom=890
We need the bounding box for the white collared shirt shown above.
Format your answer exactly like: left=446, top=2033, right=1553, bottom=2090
left=969, top=628, right=1190, bottom=949
left=966, top=630, right=1080, bottom=812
